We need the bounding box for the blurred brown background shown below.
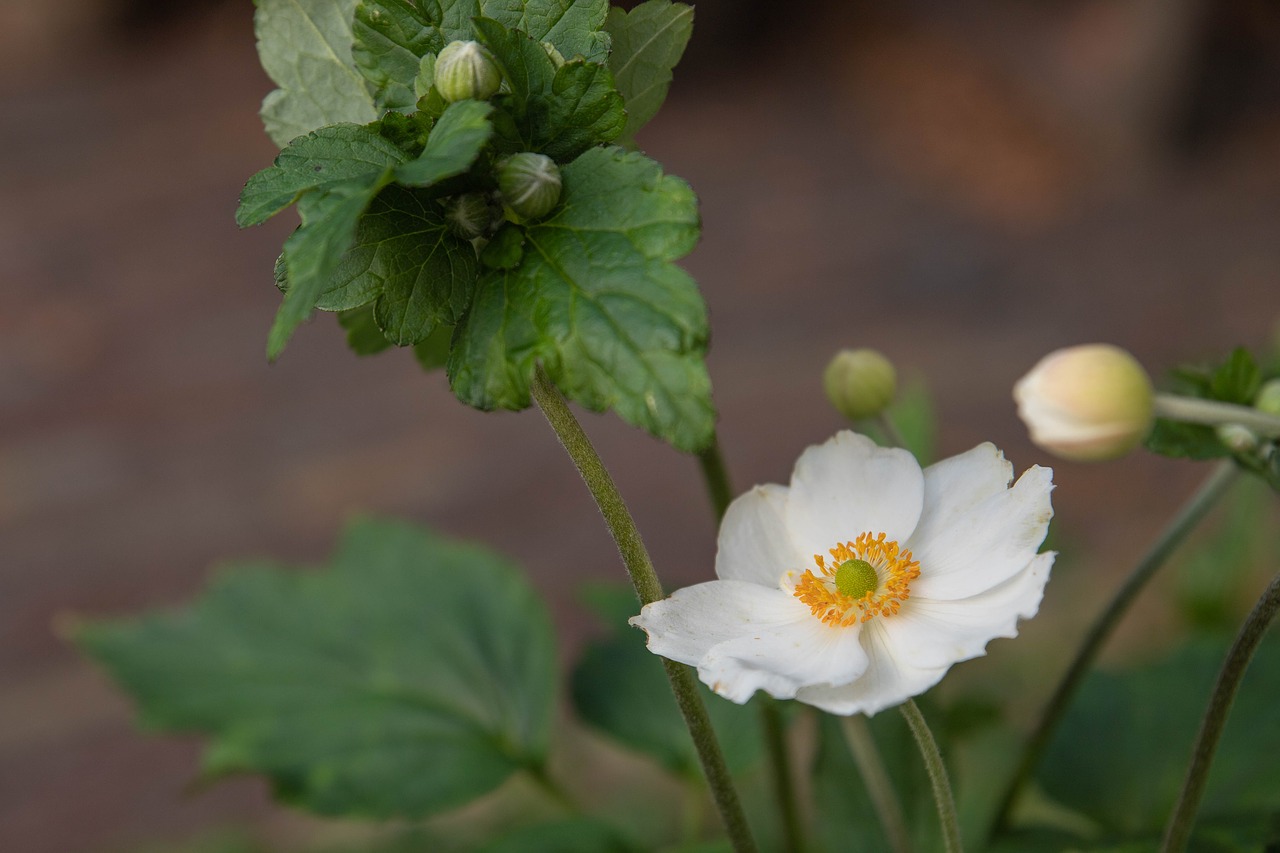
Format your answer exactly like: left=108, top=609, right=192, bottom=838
left=2, top=0, right=1279, bottom=850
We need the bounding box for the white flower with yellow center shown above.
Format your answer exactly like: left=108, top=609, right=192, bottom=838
left=630, top=431, right=1055, bottom=716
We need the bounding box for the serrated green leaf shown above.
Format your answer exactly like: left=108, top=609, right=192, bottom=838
left=395, top=99, right=495, bottom=186
left=570, top=584, right=763, bottom=779
left=449, top=146, right=711, bottom=451
left=1145, top=419, right=1231, bottom=460
left=254, top=0, right=379, bottom=147
left=1210, top=348, right=1261, bottom=404
left=77, top=518, right=556, bottom=820
left=1037, top=635, right=1280, bottom=836
left=474, top=18, right=623, bottom=159
left=317, top=185, right=478, bottom=345
left=480, top=223, right=526, bottom=269
left=353, top=0, right=445, bottom=112
left=337, top=304, right=393, bottom=355
left=237, top=124, right=409, bottom=227
left=604, top=1, right=693, bottom=141
left=439, top=0, right=609, bottom=61
left=271, top=172, right=396, bottom=358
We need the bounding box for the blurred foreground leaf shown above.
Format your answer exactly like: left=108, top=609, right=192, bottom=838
left=78, top=518, right=556, bottom=820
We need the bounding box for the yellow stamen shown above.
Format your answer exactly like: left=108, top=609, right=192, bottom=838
left=792, top=532, right=920, bottom=627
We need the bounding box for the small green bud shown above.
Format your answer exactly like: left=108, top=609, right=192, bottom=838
left=1255, top=379, right=1280, bottom=416
left=434, top=40, right=502, bottom=103
left=497, top=153, right=562, bottom=221
left=824, top=349, right=897, bottom=421
left=443, top=193, right=494, bottom=239
left=1216, top=424, right=1258, bottom=453
left=1014, top=344, right=1154, bottom=461
left=542, top=41, right=566, bottom=68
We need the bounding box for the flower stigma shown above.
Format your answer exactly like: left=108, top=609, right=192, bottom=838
left=792, top=532, right=920, bottom=627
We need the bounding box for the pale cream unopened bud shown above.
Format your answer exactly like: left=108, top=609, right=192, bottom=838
left=823, top=349, right=897, bottom=421
left=1014, top=344, right=1154, bottom=461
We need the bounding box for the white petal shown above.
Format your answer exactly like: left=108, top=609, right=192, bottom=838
left=910, top=443, right=1014, bottom=542
left=876, top=552, right=1054, bottom=669
left=908, top=465, right=1054, bottom=601
left=716, top=484, right=808, bottom=587
left=629, top=580, right=870, bottom=704
left=796, top=621, right=948, bottom=716
left=786, top=431, right=924, bottom=559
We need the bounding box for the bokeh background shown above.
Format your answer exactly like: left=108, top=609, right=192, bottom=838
left=3, top=0, right=1280, bottom=850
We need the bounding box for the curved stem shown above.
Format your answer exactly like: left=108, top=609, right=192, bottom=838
left=1154, top=394, right=1280, bottom=438
left=900, top=700, right=963, bottom=853
left=1160, top=569, right=1280, bottom=852
left=875, top=412, right=909, bottom=452
left=990, top=460, right=1238, bottom=835
left=697, top=437, right=806, bottom=853
left=530, top=368, right=758, bottom=853
left=842, top=716, right=912, bottom=853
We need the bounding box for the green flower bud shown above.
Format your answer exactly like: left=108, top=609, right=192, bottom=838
left=1014, top=344, right=1154, bottom=461
left=1255, top=379, right=1280, bottom=417
left=443, top=192, right=494, bottom=239
left=497, top=153, right=562, bottom=221
left=1216, top=424, right=1258, bottom=453
left=823, top=349, right=897, bottom=421
left=434, top=40, right=502, bottom=103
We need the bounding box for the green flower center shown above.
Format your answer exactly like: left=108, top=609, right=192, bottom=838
left=834, top=559, right=879, bottom=599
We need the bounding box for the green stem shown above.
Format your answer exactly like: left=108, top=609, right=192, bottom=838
left=697, top=436, right=806, bottom=853
left=900, top=700, right=963, bottom=853
left=842, top=716, right=912, bottom=853
left=1160, top=569, right=1280, bottom=852
left=990, top=460, right=1238, bottom=835
left=875, top=412, right=909, bottom=451
left=1154, top=394, right=1280, bottom=438
left=530, top=368, right=758, bottom=853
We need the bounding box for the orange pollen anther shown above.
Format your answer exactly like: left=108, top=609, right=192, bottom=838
left=792, top=532, right=921, bottom=627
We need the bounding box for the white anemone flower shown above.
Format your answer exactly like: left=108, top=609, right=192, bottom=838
left=631, top=431, right=1054, bottom=716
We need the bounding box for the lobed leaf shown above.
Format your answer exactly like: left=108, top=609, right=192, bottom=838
left=395, top=99, right=495, bottom=186
left=604, top=0, right=693, bottom=141
left=77, top=518, right=557, bottom=820
left=254, top=0, right=378, bottom=146
left=439, top=0, right=609, bottom=61
left=353, top=0, right=446, bottom=112
left=448, top=145, right=713, bottom=452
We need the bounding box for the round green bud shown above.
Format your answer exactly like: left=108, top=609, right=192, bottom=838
left=444, top=192, right=494, bottom=239
left=823, top=349, right=897, bottom=421
left=1255, top=379, right=1280, bottom=417
left=1014, top=343, right=1154, bottom=461
left=835, top=559, right=878, bottom=599
left=434, top=40, right=502, bottom=103
left=497, top=153, right=562, bottom=221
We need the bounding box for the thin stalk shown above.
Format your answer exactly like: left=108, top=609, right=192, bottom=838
left=842, top=716, right=912, bottom=853
left=900, top=700, right=963, bottom=853
left=990, top=460, right=1238, bottom=835
left=1154, top=394, right=1280, bottom=438
left=875, top=412, right=909, bottom=451
left=530, top=368, right=758, bottom=853
left=1160, top=569, right=1280, bottom=852
left=697, top=436, right=807, bottom=853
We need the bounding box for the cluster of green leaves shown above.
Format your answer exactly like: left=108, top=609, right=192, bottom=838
left=79, top=523, right=765, bottom=851
left=240, top=0, right=712, bottom=452
left=1147, top=347, right=1280, bottom=489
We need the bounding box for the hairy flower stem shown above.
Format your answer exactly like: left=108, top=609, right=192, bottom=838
left=842, top=716, right=912, bottom=853
left=900, top=700, right=963, bottom=853
left=530, top=368, right=758, bottom=853
left=697, top=435, right=807, bottom=853
left=990, top=460, right=1238, bottom=836
left=1160, top=569, right=1280, bottom=852
left=1154, top=394, right=1280, bottom=437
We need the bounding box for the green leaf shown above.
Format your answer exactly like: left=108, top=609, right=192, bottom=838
left=439, top=0, right=610, bottom=62
left=320, top=185, right=478, bottom=346
left=449, top=146, right=712, bottom=452
left=77, top=518, right=556, bottom=820
left=604, top=1, right=693, bottom=141
left=395, top=99, right=495, bottom=186
left=1145, top=419, right=1231, bottom=460
left=476, top=819, right=636, bottom=853
left=237, top=124, right=409, bottom=227
left=414, top=323, right=455, bottom=370
left=270, top=171, right=397, bottom=358
left=337, top=304, right=393, bottom=355
left=353, top=0, right=445, bottom=112
left=480, top=223, right=526, bottom=269
left=1037, top=635, right=1280, bottom=837
left=254, top=0, right=379, bottom=147
left=474, top=17, right=623, bottom=159
left=570, top=584, right=764, bottom=779
left=1147, top=347, right=1266, bottom=460
left=1209, top=348, right=1261, bottom=404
